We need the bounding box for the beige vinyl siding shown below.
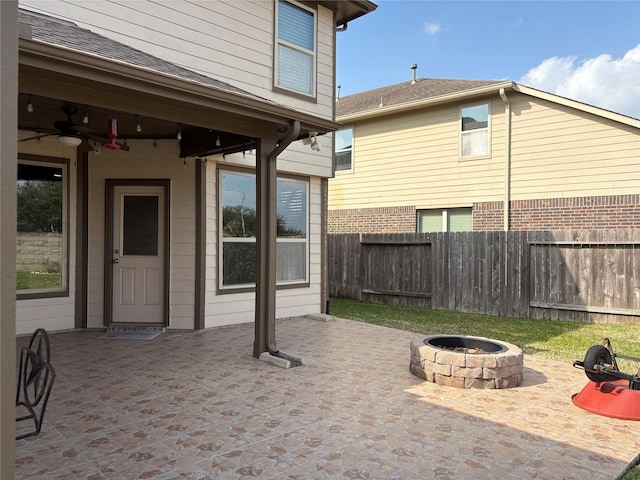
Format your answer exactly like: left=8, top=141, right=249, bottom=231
left=508, top=93, right=640, bottom=200
left=218, top=136, right=334, bottom=178
left=16, top=134, right=76, bottom=335
left=204, top=162, right=322, bottom=328
left=329, top=99, right=506, bottom=211
left=330, top=92, right=639, bottom=212
left=85, top=140, right=196, bottom=330
left=20, top=0, right=336, bottom=120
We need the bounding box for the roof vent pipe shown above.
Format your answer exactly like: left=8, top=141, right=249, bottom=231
left=336, top=84, right=341, bottom=102
left=411, top=64, right=418, bottom=84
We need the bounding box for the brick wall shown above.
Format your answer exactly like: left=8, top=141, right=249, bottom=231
left=328, top=206, right=416, bottom=234
left=329, top=195, right=640, bottom=234
left=474, top=194, right=640, bottom=230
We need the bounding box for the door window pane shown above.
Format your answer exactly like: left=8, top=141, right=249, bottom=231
left=123, top=195, right=158, bottom=256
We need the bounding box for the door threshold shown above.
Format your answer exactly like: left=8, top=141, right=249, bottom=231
left=106, top=323, right=166, bottom=334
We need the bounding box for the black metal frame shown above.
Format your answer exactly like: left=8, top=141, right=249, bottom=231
left=16, top=328, right=56, bottom=440
left=574, top=340, right=640, bottom=390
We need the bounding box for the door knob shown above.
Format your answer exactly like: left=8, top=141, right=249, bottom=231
left=112, top=258, right=119, bottom=264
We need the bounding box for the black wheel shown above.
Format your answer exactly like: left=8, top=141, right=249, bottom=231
left=583, top=345, right=616, bottom=383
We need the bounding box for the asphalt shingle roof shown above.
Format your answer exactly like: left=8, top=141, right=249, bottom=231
left=18, top=9, right=268, bottom=102
left=336, top=77, right=504, bottom=117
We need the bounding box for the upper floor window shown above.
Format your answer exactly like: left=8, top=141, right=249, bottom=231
left=334, top=128, right=353, bottom=171
left=460, top=103, right=489, bottom=158
left=275, top=0, right=316, bottom=97
left=17, top=156, right=69, bottom=298
left=418, top=208, right=472, bottom=233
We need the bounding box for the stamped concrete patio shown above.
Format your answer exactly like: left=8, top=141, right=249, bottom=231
left=15, top=316, right=640, bottom=479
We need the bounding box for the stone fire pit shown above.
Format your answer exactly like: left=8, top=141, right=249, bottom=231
left=410, top=335, right=523, bottom=389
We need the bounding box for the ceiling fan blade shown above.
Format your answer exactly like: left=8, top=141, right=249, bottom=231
left=69, top=125, right=94, bottom=134
left=19, top=133, right=55, bottom=142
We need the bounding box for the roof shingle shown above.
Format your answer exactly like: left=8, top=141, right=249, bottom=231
left=18, top=9, right=269, bottom=102
left=336, top=77, right=504, bottom=117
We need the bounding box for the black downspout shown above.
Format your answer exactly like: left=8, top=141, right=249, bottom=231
left=253, top=120, right=300, bottom=357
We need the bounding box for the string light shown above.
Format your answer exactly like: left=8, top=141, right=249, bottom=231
left=82, top=111, right=89, bottom=124
left=136, top=115, right=142, bottom=133
left=177, top=124, right=182, bottom=141
left=27, top=95, right=33, bottom=113
left=216, top=134, right=221, bottom=147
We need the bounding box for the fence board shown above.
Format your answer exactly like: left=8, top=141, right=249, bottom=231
left=328, top=230, right=640, bottom=324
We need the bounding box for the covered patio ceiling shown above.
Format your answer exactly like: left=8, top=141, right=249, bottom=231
left=18, top=91, right=257, bottom=158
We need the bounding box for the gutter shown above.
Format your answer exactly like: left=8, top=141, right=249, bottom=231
left=499, top=88, right=511, bottom=232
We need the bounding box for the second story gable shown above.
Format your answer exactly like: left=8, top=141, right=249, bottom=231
left=330, top=76, right=640, bottom=233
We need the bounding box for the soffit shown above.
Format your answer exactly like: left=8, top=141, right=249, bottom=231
left=311, top=0, right=377, bottom=25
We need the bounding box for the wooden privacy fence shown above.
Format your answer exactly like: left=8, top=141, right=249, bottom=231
left=328, top=230, right=640, bottom=324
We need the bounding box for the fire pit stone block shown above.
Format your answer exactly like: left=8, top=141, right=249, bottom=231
left=410, top=335, right=524, bottom=389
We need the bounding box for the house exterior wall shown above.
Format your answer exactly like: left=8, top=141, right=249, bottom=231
left=19, top=0, right=337, bottom=177
left=329, top=91, right=640, bottom=233
left=204, top=152, right=323, bottom=328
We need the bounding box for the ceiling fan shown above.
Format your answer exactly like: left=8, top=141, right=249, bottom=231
left=19, top=105, right=129, bottom=151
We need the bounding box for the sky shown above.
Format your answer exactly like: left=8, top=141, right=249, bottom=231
left=336, top=0, right=640, bottom=119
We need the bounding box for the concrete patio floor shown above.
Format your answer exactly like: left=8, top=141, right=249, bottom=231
left=15, top=316, right=640, bottom=479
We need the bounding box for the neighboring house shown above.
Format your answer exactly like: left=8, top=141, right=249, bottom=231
left=7, top=0, right=377, bottom=340
left=329, top=72, right=640, bottom=234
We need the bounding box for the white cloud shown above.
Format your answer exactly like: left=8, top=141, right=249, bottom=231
left=519, top=45, right=640, bottom=119
left=424, top=21, right=441, bottom=36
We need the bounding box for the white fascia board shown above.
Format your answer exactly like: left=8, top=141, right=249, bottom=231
left=512, top=84, right=640, bottom=129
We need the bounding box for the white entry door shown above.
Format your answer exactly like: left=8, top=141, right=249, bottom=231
left=111, top=185, right=165, bottom=324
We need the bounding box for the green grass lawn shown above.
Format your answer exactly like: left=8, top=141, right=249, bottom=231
left=623, top=465, right=640, bottom=480
left=329, top=299, right=640, bottom=479
left=328, top=299, right=640, bottom=368
left=16, top=271, right=62, bottom=290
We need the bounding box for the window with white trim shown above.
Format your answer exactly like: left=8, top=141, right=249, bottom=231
left=418, top=208, right=472, bottom=233
left=460, top=103, right=490, bottom=158
left=334, top=128, right=353, bottom=171
left=17, top=157, right=68, bottom=297
left=219, top=169, right=309, bottom=290
left=275, top=0, right=316, bottom=96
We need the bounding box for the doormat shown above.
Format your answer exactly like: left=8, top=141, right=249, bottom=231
left=98, top=331, right=163, bottom=341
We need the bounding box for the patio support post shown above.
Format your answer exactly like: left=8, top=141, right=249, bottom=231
left=0, top=1, right=18, bottom=475
left=254, top=138, right=278, bottom=357
left=253, top=121, right=300, bottom=358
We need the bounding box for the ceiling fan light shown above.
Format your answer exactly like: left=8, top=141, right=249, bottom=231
left=58, top=135, right=82, bottom=148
